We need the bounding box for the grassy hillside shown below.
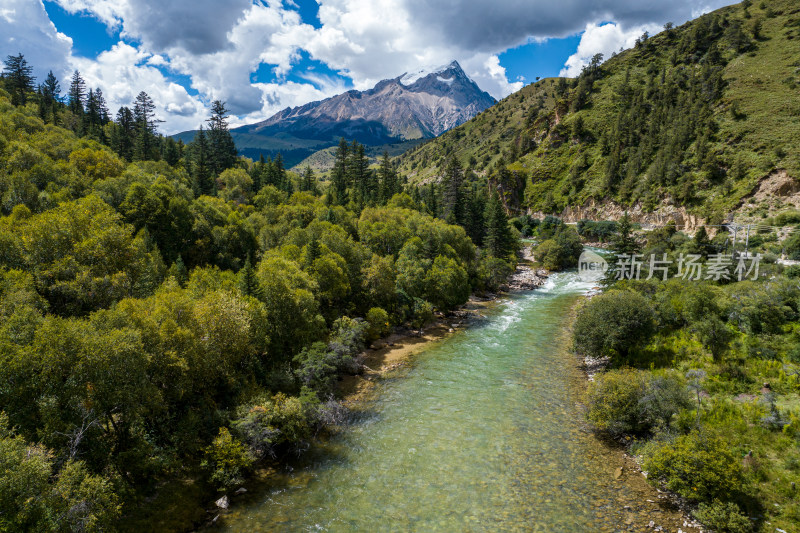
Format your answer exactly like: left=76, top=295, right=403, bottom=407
left=398, top=0, right=800, bottom=223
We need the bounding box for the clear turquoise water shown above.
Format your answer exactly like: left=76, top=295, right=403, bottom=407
left=215, top=273, right=682, bottom=532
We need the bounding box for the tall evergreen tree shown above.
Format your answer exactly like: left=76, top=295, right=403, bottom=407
left=330, top=138, right=349, bottom=204
left=349, top=142, right=371, bottom=207
left=441, top=157, right=465, bottom=225
left=273, top=153, right=287, bottom=192
left=68, top=70, right=86, bottom=116
left=206, top=100, right=237, bottom=175
left=38, top=70, right=61, bottom=123
left=2, top=53, right=35, bottom=106
left=95, top=88, right=109, bottom=124
left=133, top=91, right=160, bottom=161
left=111, top=106, right=135, bottom=161
left=251, top=154, right=266, bottom=192
left=301, top=165, right=317, bottom=193
left=192, top=126, right=213, bottom=195
left=465, top=184, right=487, bottom=246
left=612, top=211, right=639, bottom=255
left=378, top=151, right=398, bottom=203
left=167, top=255, right=188, bottom=287
left=84, top=88, right=108, bottom=143
left=484, top=190, right=514, bottom=259
left=237, top=256, right=262, bottom=298
left=163, top=137, right=181, bottom=166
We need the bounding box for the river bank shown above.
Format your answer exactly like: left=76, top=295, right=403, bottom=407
left=567, top=291, right=706, bottom=532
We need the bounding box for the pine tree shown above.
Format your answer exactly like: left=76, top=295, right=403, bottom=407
left=613, top=212, right=639, bottom=254
left=301, top=165, right=316, bottom=193
left=349, top=142, right=371, bottom=208
left=484, top=190, right=514, bottom=259
left=163, top=137, right=181, bottom=166
left=68, top=70, right=86, bottom=116
left=304, top=238, right=321, bottom=267
left=111, top=107, right=135, bottom=161
left=206, top=100, right=237, bottom=175
left=441, top=157, right=465, bottom=225
left=192, top=126, right=213, bottom=195
left=237, top=256, right=262, bottom=298
left=273, top=153, right=286, bottom=192
left=133, top=91, right=160, bottom=161
left=38, top=71, right=61, bottom=123
left=2, top=53, right=35, bottom=106
left=465, top=184, right=487, bottom=246
left=251, top=154, right=266, bottom=191
left=330, top=138, right=349, bottom=204
left=168, top=255, right=188, bottom=287
left=378, top=151, right=398, bottom=203
left=84, top=89, right=107, bottom=143
left=94, top=88, right=109, bottom=124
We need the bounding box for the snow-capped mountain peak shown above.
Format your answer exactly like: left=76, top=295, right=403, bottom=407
left=400, top=60, right=461, bottom=86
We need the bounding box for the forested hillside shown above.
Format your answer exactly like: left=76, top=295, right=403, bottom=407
left=399, top=0, right=800, bottom=222
left=0, top=58, right=517, bottom=531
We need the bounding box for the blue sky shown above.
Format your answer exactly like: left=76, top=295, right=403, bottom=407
left=2, top=0, right=736, bottom=133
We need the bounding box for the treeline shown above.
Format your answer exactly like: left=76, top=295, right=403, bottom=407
left=0, top=54, right=518, bottom=531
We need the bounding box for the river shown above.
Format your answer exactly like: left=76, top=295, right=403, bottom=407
left=212, top=272, right=687, bottom=532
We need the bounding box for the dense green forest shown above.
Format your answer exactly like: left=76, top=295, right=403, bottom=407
left=0, top=57, right=518, bottom=531
left=398, top=0, right=800, bottom=221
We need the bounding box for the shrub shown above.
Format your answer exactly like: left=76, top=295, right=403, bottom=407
left=573, top=290, right=656, bottom=360
left=201, top=427, right=254, bottom=492
left=587, top=369, right=690, bottom=438
left=233, top=392, right=318, bottom=459
left=535, top=226, right=583, bottom=271
left=293, top=341, right=336, bottom=391
left=642, top=431, right=744, bottom=503
left=365, top=307, right=391, bottom=342
left=479, top=256, right=514, bottom=292
left=693, top=500, right=752, bottom=533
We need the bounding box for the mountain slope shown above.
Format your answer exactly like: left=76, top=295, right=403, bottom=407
left=176, top=61, right=495, bottom=167
left=240, top=61, right=494, bottom=142
left=398, top=0, right=800, bottom=224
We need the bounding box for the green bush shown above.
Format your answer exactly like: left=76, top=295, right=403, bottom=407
left=201, top=427, right=254, bottom=492
left=642, top=431, right=744, bottom=503
left=587, top=369, right=690, bottom=438
left=693, top=500, right=752, bottom=533
left=535, top=226, right=583, bottom=271
left=573, top=290, right=656, bottom=360
left=365, top=307, right=391, bottom=342
left=411, top=298, right=434, bottom=329
left=233, top=392, right=318, bottom=459
left=479, top=256, right=514, bottom=292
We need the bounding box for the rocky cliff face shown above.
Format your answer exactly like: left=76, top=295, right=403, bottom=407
left=235, top=61, right=495, bottom=146
left=529, top=200, right=707, bottom=233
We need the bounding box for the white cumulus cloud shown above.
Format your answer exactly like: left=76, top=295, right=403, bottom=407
left=560, top=22, right=662, bottom=78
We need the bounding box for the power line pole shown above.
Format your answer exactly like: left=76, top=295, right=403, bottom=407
left=744, top=224, right=751, bottom=257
